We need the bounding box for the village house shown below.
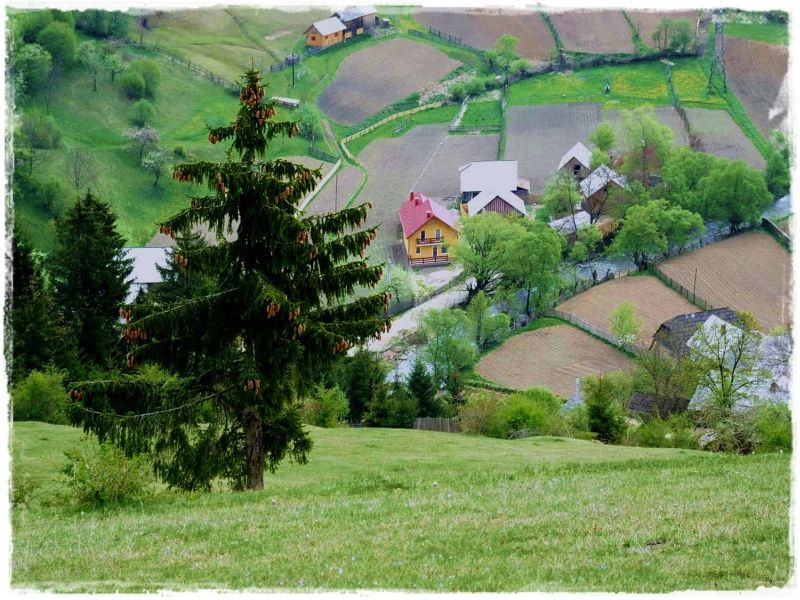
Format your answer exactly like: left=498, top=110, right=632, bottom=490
left=304, top=17, right=347, bottom=47
left=650, top=308, right=741, bottom=358
left=123, top=247, right=170, bottom=304
left=557, top=142, right=592, bottom=181
left=579, top=164, right=626, bottom=216
left=458, top=160, right=530, bottom=217
left=399, top=191, right=459, bottom=266
left=305, top=6, right=377, bottom=48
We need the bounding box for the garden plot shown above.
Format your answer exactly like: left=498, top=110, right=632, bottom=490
left=318, top=38, right=461, bottom=126
left=547, top=10, right=636, bottom=54
left=683, top=108, right=765, bottom=169
left=626, top=10, right=701, bottom=49
left=475, top=323, right=634, bottom=398
left=724, top=36, right=789, bottom=137
left=412, top=133, right=500, bottom=198
left=303, top=166, right=363, bottom=216
left=557, top=275, right=698, bottom=343
left=412, top=7, right=555, bottom=62
left=658, top=231, right=791, bottom=331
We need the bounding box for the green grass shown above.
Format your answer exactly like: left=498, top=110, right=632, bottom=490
left=460, top=100, right=502, bottom=128
left=669, top=58, right=727, bottom=108
left=724, top=21, right=788, bottom=46
left=508, top=61, right=671, bottom=107
left=11, top=421, right=791, bottom=592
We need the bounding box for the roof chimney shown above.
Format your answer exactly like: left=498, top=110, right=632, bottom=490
left=426, top=210, right=431, bottom=218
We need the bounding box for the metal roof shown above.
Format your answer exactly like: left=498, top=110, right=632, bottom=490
left=466, top=189, right=526, bottom=217
left=123, top=247, right=170, bottom=304
left=459, top=160, right=518, bottom=194
left=579, top=164, right=626, bottom=198
left=335, top=6, right=377, bottom=22
left=307, top=16, right=346, bottom=36
left=557, top=142, right=592, bottom=171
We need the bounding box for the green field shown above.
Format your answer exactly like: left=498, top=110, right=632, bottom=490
left=12, top=422, right=791, bottom=592
left=461, top=99, right=502, bottom=128
left=724, top=21, right=789, bottom=46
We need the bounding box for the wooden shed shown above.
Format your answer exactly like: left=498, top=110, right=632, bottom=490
left=304, top=17, right=346, bottom=47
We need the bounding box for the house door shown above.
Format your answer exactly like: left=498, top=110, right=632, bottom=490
left=433, top=246, right=438, bottom=259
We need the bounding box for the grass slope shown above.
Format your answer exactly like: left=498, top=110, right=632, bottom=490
left=724, top=21, right=788, bottom=46
left=12, top=422, right=791, bottom=592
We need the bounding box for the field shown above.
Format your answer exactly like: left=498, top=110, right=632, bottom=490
left=557, top=275, right=699, bottom=343
left=475, top=324, right=634, bottom=398
left=683, top=108, right=766, bottom=169
left=504, top=104, right=688, bottom=194
left=460, top=100, right=502, bottom=128
left=411, top=133, right=500, bottom=198
left=547, top=10, right=636, bottom=55
left=657, top=231, right=791, bottom=331
left=12, top=422, right=791, bottom=591
left=626, top=11, right=701, bottom=49
left=412, top=7, right=555, bottom=62
left=304, top=166, right=364, bottom=216
left=723, top=36, right=789, bottom=137
left=317, top=38, right=461, bottom=126
left=724, top=19, right=789, bottom=46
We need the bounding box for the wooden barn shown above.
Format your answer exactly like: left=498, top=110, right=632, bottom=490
left=304, top=17, right=346, bottom=47
left=650, top=308, right=741, bottom=358
left=334, top=6, right=378, bottom=37
left=399, top=191, right=459, bottom=266
left=558, top=142, right=592, bottom=181
left=579, top=164, right=626, bottom=217
left=462, top=189, right=527, bottom=218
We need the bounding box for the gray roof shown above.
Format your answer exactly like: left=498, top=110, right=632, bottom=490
left=335, top=6, right=377, bottom=22
left=466, top=189, right=526, bottom=217
left=308, top=16, right=346, bottom=36
left=548, top=208, right=590, bottom=235
left=653, top=308, right=740, bottom=358
left=123, top=247, right=170, bottom=304
left=579, top=164, right=626, bottom=198
left=557, top=142, right=592, bottom=171
left=459, top=160, right=518, bottom=194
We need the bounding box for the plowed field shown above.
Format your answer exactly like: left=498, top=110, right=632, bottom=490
left=657, top=231, right=791, bottom=330
left=412, top=133, right=499, bottom=198
left=724, top=36, right=789, bottom=136
left=547, top=10, right=635, bottom=54
left=557, top=275, right=698, bottom=342
left=304, top=165, right=363, bottom=215
left=627, top=11, right=701, bottom=49
left=475, top=324, right=634, bottom=398
left=318, top=38, right=460, bottom=126
left=683, top=108, right=765, bottom=169
left=412, top=7, right=555, bottom=61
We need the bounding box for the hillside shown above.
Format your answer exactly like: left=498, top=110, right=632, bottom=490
left=12, top=422, right=791, bottom=592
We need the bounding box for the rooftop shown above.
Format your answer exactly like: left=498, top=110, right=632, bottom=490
left=335, top=6, right=377, bottom=22
left=557, top=142, right=592, bottom=171
left=459, top=160, right=519, bottom=194
left=399, top=191, right=459, bottom=239
left=466, top=189, right=526, bottom=217
left=579, top=164, right=626, bottom=198
left=307, top=16, right=346, bottom=36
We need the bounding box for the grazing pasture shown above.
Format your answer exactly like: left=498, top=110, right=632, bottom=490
left=318, top=38, right=461, bottom=126
left=475, top=323, right=634, bottom=398
left=724, top=36, right=789, bottom=137
left=11, top=422, right=790, bottom=591
left=626, top=10, right=701, bottom=49
left=657, top=231, right=791, bottom=331
left=547, top=10, right=636, bottom=54
left=683, top=108, right=766, bottom=169
left=557, top=275, right=699, bottom=342
left=412, top=8, right=555, bottom=61
left=304, top=166, right=364, bottom=216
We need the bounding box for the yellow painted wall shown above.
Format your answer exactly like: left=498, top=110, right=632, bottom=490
left=404, top=217, right=459, bottom=262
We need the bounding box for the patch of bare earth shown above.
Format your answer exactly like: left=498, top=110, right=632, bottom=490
left=475, top=324, right=634, bottom=398
left=683, top=108, right=765, bottom=170
left=547, top=10, right=636, bottom=54
left=304, top=166, right=363, bottom=215
left=627, top=11, right=701, bottom=48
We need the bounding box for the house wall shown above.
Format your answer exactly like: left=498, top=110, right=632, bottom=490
left=562, top=157, right=590, bottom=181
left=406, top=217, right=458, bottom=264
left=581, top=182, right=623, bottom=216
left=306, top=29, right=344, bottom=47
left=479, top=196, right=523, bottom=216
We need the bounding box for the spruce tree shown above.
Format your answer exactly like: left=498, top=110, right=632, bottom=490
left=407, top=358, right=438, bottom=417
left=51, top=191, right=133, bottom=367
left=70, top=69, right=392, bottom=491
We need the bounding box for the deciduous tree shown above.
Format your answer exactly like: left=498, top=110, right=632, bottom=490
left=417, top=308, right=475, bottom=390
left=123, top=126, right=160, bottom=161
left=77, top=41, right=102, bottom=91
left=63, top=147, right=99, bottom=193
left=141, top=149, right=168, bottom=186
left=36, top=21, right=77, bottom=68
left=503, top=221, right=564, bottom=316
left=699, top=160, right=771, bottom=233
left=609, top=301, right=642, bottom=347
left=466, top=291, right=510, bottom=350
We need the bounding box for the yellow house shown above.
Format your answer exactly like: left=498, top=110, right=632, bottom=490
left=399, top=192, right=459, bottom=266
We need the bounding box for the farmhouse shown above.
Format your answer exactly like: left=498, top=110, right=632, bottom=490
left=463, top=189, right=527, bottom=217
left=399, top=191, right=459, bottom=266
left=123, top=247, right=170, bottom=304
left=650, top=308, right=740, bottom=358
left=579, top=164, right=626, bottom=215
left=334, top=6, right=378, bottom=37
left=459, top=160, right=530, bottom=201
left=557, top=142, right=592, bottom=181
left=304, top=17, right=346, bottom=47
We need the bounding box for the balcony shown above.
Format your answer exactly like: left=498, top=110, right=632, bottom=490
left=409, top=255, right=450, bottom=266
left=416, top=236, right=444, bottom=246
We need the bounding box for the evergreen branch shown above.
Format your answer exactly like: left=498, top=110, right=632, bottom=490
left=68, top=386, right=231, bottom=420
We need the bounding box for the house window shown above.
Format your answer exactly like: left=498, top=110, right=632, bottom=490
left=573, top=163, right=581, bottom=175
left=441, top=246, right=448, bottom=254
left=415, top=247, right=421, bottom=254
left=435, top=228, right=441, bottom=239
left=420, top=230, right=426, bottom=240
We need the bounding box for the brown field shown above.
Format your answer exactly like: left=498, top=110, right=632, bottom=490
left=475, top=324, right=634, bottom=398
left=304, top=165, right=364, bottom=216
left=626, top=10, right=701, bottom=48
left=412, top=133, right=500, bottom=198
left=557, top=275, right=699, bottom=343
left=505, top=104, right=688, bottom=194
left=724, top=36, right=789, bottom=137
left=683, top=108, right=765, bottom=169
left=658, top=231, right=791, bottom=330
left=318, top=38, right=461, bottom=126
left=547, top=10, right=636, bottom=54
left=412, top=7, right=555, bottom=62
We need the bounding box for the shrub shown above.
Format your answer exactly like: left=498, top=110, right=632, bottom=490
left=126, top=58, right=161, bottom=98
left=173, top=146, right=186, bottom=158
left=120, top=70, right=145, bottom=99
left=629, top=415, right=697, bottom=449
left=450, top=83, right=467, bottom=102
left=562, top=404, right=595, bottom=439
left=132, top=99, right=155, bottom=126
left=584, top=375, right=627, bottom=444
left=63, top=437, right=154, bottom=505
left=301, top=384, right=349, bottom=428
left=35, top=21, right=77, bottom=68
left=11, top=367, right=68, bottom=424
left=753, top=403, right=792, bottom=452
left=465, top=77, right=485, bottom=96
left=458, top=390, right=505, bottom=435
left=485, top=387, right=566, bottom=439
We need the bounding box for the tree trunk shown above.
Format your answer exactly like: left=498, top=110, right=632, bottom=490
left=243, top=407, right=265, bottom=490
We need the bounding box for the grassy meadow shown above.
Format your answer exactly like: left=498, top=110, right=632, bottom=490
left=724, top=21, right=789, bottom=46
left=12, top=422, right=791, bottom=592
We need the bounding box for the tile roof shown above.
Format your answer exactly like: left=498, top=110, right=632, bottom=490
left=399, top=192, right=459, bottom=239
left=459, top=160, right=518, bottom=194
left=579, top=164, right=626, bottom=198
left=307, top=16, right=346, bottom=36
left=557, top=142, right=592, bottom=171
left=466, top=189, right=526, bottom=217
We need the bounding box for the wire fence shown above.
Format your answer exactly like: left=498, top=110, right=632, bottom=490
left=545, top=308, right=645, bottom=355
left=648, top=267, right=713, bottom=310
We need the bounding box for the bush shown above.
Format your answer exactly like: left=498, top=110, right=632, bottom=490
left=35, top=21, right=77, bottom=68
left=465, top=77, right=485, bottom=96
left=126, top=58, right=161, bottom=98
left=584, top=375, right=627, bottom=444
left=173, top=146, right=186, bottom=158
left=11, top=367, right=68, bottom=424
left=458, top=390, right=505, bottom=435
left=301, top=384, right=349, bottom=428
left=753, top=403, right=792, bottom=452
left=629, top=412, right=698, bottom=449
left=63, top=437, right=154, bottom=505
left=450, top=83, right=467, bottom=102
left=120, top=70, right=145, bottom=100
left=485, top=387, right=566, bottom=439
left=132, top=99, right=155, bottom=126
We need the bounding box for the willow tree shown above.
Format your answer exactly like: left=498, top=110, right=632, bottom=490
left=70, top=69, right=392, bottom=491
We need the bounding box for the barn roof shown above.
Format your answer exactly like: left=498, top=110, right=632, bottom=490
left=628, top=391, right=690, bottom=418
left=579, top=164, right=626, bottom=198
left=399, top=191, right=459, bottom=239
left=466, top=189, right=526, bottom=217
left=335, top=6, right=377, bottom=22
left=306, top=17, right=346, bottom=36
left=548, top=208, right=591, bottom=235
left=459, top=160, right=518, bottom=194
left=123, top=247, right=170, bottom=304
left=557, top=142, right=592, bottom=170
left=653, top=308, right=740, bottom=357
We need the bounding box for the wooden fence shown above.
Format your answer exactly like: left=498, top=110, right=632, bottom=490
left=150, top=45, right=238, bottom=92
left=388, top=274, right=464, bottom=315
left=762, top=216, right=791, bottom=247
left=341, top=102, right=445, bottom=145
left=649, top=266, right=713, bottom=310
left=545, top=308, right=645, bottom=355
left=413, top=417, right=460, bottom=433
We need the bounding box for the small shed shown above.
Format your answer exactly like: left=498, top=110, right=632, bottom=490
left=304, top=17, right=346, bottom=47
left=557, top=142, right=592, bottom=181
left=579, top=164, right=626, bottom=216
left=464, top=189, right=526, bottom=217
left=271, top=96, right=300, bottom=108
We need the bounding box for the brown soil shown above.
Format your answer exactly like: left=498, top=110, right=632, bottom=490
left=547, top=10, right=636, bottom=54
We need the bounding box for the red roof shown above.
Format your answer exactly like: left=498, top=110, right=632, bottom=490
left=399, top=192, right=459, bottom=239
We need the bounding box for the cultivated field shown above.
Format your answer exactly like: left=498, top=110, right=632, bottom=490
left=412, top=133, right=500, bottom=198
left=724, top=36, right=789, bottom=137
left=657, top=231, right=791, bottom=331
left=318, top=38, right=461, bottom=126
left=626, top=10, right=701, bottom=49
left=557, top=275, right=699, bottom=343
left=546, top=10, right=636, bottom=54
left=505, top=104, right=688, bottom=194
left=304, top=165, right=364, bottom=216
left=683, top=108, right=766, bottom=169
left=475, top=324, right=634, bottom=398
left=412, top=7, right=555, bottom=62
